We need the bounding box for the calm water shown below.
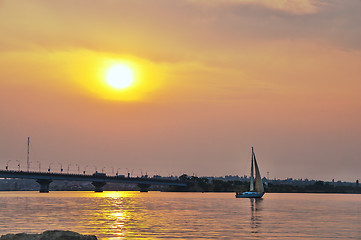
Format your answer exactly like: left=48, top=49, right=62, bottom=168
left=0, top=192, right=360, bottom=239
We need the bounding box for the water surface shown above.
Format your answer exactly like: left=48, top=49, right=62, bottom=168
left=0, top=192, right=360, bottom=239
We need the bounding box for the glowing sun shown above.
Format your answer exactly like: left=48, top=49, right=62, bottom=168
left=105, top=64, right=134, bottom=89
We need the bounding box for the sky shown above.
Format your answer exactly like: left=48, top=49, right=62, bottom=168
left=0, top=0, right=360, bottom=181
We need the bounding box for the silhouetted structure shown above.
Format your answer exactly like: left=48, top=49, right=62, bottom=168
left=0, top=170, right=186, bottom=193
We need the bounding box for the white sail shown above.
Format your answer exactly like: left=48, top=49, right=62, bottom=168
left=249, top=148, right=255, bottom=192
left=253, top=152, right=264, bottom=193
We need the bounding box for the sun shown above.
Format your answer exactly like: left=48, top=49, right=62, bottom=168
left=105, top=64, right=134, bottom=89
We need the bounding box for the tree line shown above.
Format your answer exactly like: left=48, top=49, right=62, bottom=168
left=166, top=174, right=361, bottom=193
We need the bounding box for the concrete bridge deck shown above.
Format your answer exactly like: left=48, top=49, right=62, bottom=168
left=0, top=170, right=187, bottom=192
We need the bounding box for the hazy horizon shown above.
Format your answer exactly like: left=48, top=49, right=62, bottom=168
left=1, top=0, right=360, bottom=182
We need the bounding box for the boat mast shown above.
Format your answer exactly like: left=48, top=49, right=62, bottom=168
left=250, top=147, right=255, bottom=192
left=27, top=137, right=30, bottom=172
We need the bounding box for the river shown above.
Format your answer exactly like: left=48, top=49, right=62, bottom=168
left=0, top=192, right=360, bottom=239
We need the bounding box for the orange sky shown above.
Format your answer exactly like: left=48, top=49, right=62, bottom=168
left=1, top=0, right=360, bottom=181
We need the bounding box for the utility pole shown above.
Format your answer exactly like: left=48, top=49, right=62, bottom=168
left=27, top=137, right=30, bottom=172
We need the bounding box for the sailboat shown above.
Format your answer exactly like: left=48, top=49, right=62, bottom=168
left=235, top=147, right=265, bottom=198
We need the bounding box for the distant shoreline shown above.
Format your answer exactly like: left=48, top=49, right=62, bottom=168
left=0, top=190, right=360, bottom=194
left=1, top=176, right=360, bottom=194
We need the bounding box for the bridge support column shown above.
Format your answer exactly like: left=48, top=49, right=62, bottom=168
left=36, top=179, right=52, bottom=193
left=92, top=181, right=107, bottom=192
left=137, top=183, right=151, bottom=192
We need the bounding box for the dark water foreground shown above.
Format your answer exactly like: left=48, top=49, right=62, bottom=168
left=0, top=192, right=360, bottom=239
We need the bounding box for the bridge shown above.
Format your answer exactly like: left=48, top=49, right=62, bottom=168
left=0, top=170, right=187, bottom=193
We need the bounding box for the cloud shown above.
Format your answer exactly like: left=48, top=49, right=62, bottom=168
left=189, top=0, right=320, bottom=14
left=1, top=0, right=360, bottom=58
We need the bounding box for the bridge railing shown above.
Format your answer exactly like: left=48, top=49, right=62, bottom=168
left=0, top=169, right=183, bottom=183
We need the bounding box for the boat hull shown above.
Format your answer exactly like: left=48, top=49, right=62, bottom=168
left=235, top=192, right=264, bottom=198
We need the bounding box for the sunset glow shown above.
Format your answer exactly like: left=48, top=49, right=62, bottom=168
left=0, top=0, right=360, bottom=181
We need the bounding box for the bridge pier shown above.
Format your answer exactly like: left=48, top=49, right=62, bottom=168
left=137, top=183, right=151, bottom=192
left=92, top=181, right=107, bottom=192
left=36, top=179, right=52, bottom=193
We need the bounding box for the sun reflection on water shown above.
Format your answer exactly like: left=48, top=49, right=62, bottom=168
left=85, top=192, right=136, bottom=239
